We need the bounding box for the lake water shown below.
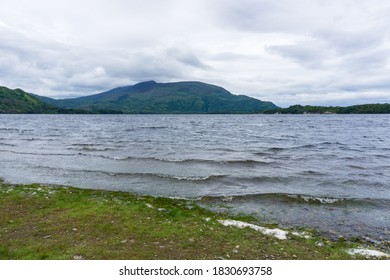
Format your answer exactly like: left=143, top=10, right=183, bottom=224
left=0, top=114, right=389, bottom=243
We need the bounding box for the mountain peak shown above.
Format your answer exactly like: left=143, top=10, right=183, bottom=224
left=131, top=80, right=157, bottom=91
left=34, top=81, right=278, bottom=114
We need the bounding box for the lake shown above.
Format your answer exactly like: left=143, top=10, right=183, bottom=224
left=0, top=114, right=389, bottom=242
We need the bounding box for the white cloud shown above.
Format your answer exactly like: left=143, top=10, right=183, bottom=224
left=1, top=0, right=390, bottom=106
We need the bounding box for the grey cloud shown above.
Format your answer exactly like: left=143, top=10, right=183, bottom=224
left=266, top=40, right=334, bottom=69
left=212, top=0, right=305, bottom=33
left=166, top=48, right=212, bottom=70
left=316, top=30, right=386, bottom=54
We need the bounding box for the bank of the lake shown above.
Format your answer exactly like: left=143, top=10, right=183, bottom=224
left=1, top=181, right=388, bottom=260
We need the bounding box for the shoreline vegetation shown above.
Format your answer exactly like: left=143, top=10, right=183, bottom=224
left=1, top=179, right=388, bottom=260
left=262, top=104, right=390, bottom=114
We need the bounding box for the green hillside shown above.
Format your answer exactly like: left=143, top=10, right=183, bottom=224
left=0, top=87, right=59, bottom=114
left=41, top=81, right=277, bottom=114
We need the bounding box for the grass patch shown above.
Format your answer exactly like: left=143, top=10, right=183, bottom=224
left=0, top=181, right=388, bottom=260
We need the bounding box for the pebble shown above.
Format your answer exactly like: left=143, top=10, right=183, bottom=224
left=232, top=248, right=239, bottom=254
left=43, top=235, right=52, bottom=239
left=316, top=241, right=324, bottom=247
left=73, top=255, right=84, bottom=260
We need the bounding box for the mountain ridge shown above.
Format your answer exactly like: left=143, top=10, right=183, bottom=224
left=37, top=80, right=278, bottom=114
left=3, top=81, right=390, bottom=114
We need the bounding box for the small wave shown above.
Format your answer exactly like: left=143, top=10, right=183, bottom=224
left=126, top=126, right=169, bottom=131
left=79, top=169, right=226, bottom=182
left=347, top=165, right=365, bottom=170
left=235, top=175, right=294, bottom=185
left=71, top=143, right=95, bottom=147
left=68, top=143, right=115, bottom=152
left=92, top=155, right=273, bottom=166
left=286, top=194, right=344, bottom=204
left=268, top=147, right=285, bottom=152
left=293, top=144, right=317, bottom=149
left=0, top=150, right=76, bottom=157
left=374, top=154, right=390, bottom=159
left=252, top=151, right=271, bottom=156
left=21, top=138, right=41, bottom=141
left=0, top=142, right=16, bottom=147
left=321, top=141, right=345, bottom=146
left=0, top=128, right=19, bottom=132
left=155, top=174, right=222, bottom=181
left=200, top=193, right=390, bottom=208
left=73, top=147, right=114, bottom=152
left=298, top=170, right=327, bottom=176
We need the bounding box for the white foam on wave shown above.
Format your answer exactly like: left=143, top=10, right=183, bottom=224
left=287, top=194, right=343, bottom=204
left=218, top=219, right=288, bottom=240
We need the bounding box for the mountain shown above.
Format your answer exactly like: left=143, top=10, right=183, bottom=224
left=0, top=86, right=59, bottom=114
left=40, top=81, right=278, bottom=114
left=263, top=104, right=390, bottom=114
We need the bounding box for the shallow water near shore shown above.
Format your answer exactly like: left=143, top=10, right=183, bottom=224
left=0, top=114, right=389, bottom=241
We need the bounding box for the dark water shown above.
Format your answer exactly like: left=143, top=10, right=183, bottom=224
left=0, top=114, right=389, bottom=242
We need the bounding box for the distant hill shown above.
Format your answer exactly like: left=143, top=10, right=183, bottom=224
left=5, top=81, right=388, bottom=114
left=263, top=104, right=390, bottom=114
left=0, top=86, right=59, bottom=114
left=39, top=81, right=278, bottom=114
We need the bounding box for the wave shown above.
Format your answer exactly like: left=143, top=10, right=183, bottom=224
left=0, top=148, right=273, bottom=167
left=21, top=138, right=41, bottom=141
left=67, top=143, right=117, bottom=152
left=0, top=128, right=19, bottom=132
left=292, top=144, right=317, bottom=149
left=70, top=147, right=114, bottom=152
left=33, top=164, right=226, bottom=182
left=0, top=149, right=76, bottom=157
left=70, top=143, right=95, bottom=146
left=85, top=154, right=274, bottom=166
left=126, top=126, right=169, bottom=131
left=268, top=147, right=285, bottom=152
left=199, top=193, right=390, bottom=208
left=0, top=142, right=16, bottom=147
left=77, top=169, right=226, bottom=182
left=298, top=170, right=327, bottom=176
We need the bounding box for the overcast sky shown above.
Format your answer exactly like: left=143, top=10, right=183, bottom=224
left=1, top=0, right=390, bottom=106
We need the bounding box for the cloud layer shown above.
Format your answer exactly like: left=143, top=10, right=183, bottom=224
left=1, top=0, right=390, bottom=106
